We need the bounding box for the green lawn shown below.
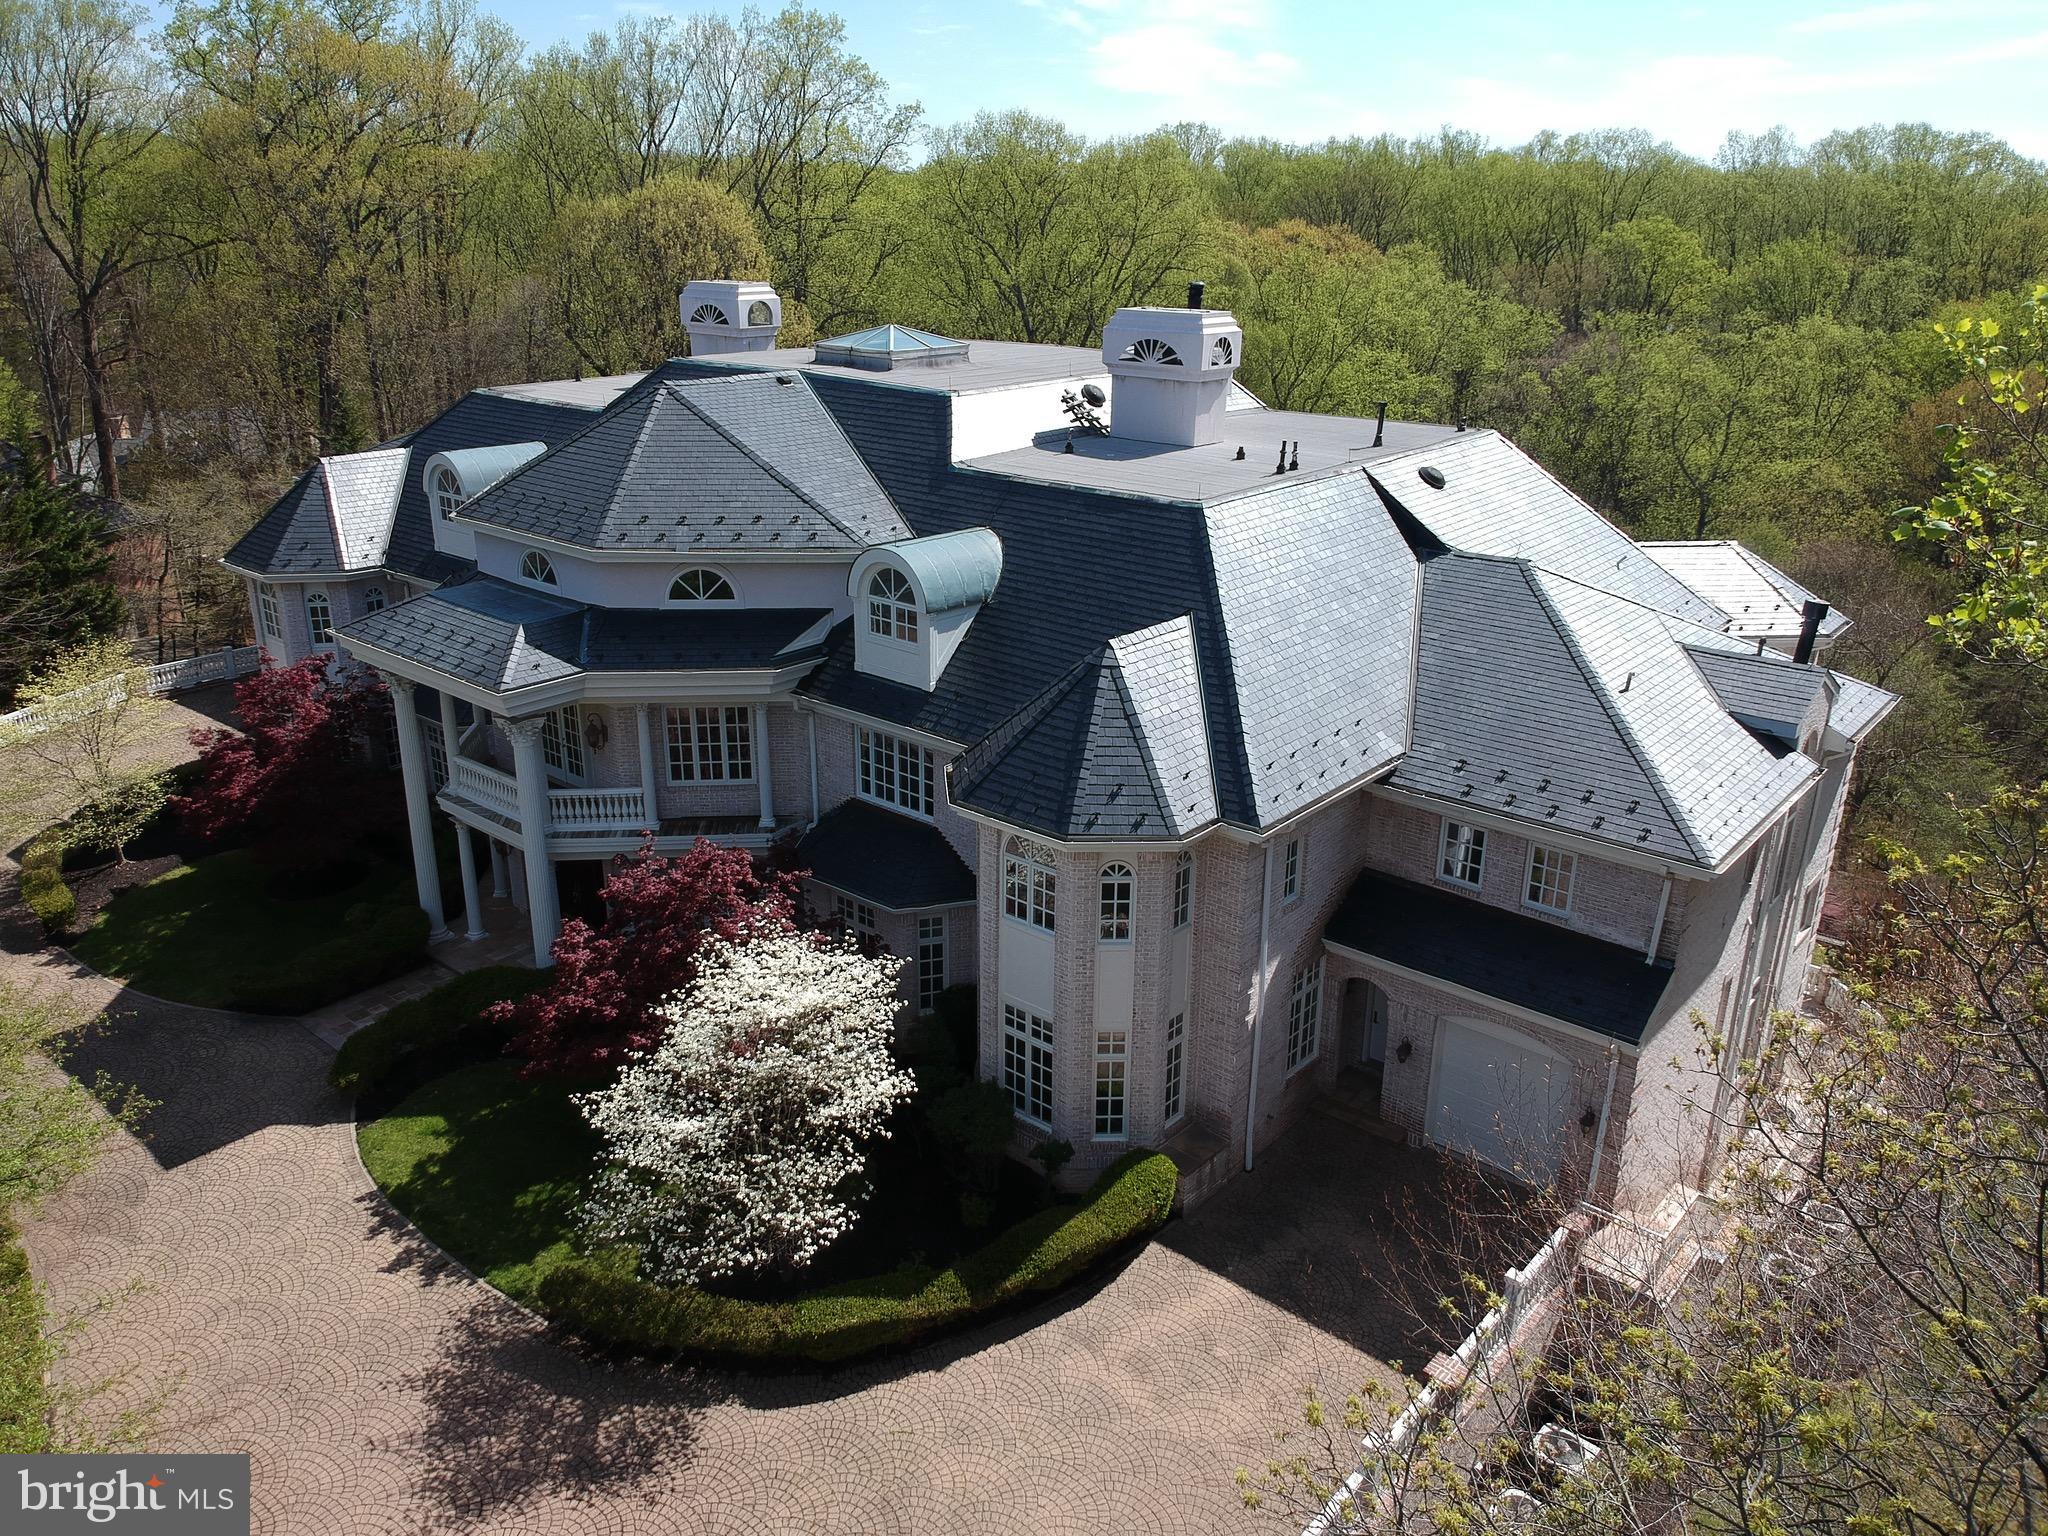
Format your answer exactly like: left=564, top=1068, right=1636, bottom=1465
left=70, top=848, right=419, bottom=1010
left=356, top=1059, right=596, bottom=1303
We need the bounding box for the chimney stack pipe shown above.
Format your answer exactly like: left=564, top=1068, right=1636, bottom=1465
left=1187, top=280, right=1206, bottom=310
left=1373, top=402, right=1387, bottom=448
left=1792, top=600, right=1830, bottom=665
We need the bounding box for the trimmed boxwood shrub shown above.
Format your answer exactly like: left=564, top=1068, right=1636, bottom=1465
left=533, top=1149, right=1177, bottom=1365
left=0, top=1223, right=52, bottom=1454
left=18, top=832, right=74, bottom=936
left=225, top=900, right=431, bottom=1015
left=332, top=964, right=548, bottom=1106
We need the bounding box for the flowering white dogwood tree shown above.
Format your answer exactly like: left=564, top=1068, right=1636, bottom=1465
left=576, top=930, right=915, bottom=1284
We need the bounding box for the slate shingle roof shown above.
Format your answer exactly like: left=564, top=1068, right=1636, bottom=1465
left=1640, top=540, right=1850, bottom=641
left=335, top=575, right=829, bottom=695
left=456, top=371, right=911, bottom=553
left=1685, top=646, right=1832, bottom=744
left=795, top=800, right=976, bottom=910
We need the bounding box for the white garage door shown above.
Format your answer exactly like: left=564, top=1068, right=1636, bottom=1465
left=1428, top=1018, right=1573, bottom=1181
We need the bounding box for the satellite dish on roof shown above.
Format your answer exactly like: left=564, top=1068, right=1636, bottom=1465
left=1080, top=383, right=1107, bottom=408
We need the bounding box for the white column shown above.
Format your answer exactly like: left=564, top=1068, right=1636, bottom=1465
left=503, top=714, right=561, bottom=966
left=488, top=836, right=509, bottom=898
left=454, top=822, right=486, bottom=941
left=637, top=703, right=660, bottom=828
left=388, top=678, right=451, bottom=941
left=437, top=689, right=462, bottom=783
left=754, top=702, right=776, bottom=829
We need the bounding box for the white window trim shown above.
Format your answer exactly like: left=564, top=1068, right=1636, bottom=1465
left=916, top=914, right=947, bottom=1011
left=1002, top=1002, right=1055, bottom=1129
left=519, top=549, right=558, bottom=588
left=257, top=585, right=282, bottom=641
left=1002, top=837, right=1057, bottom=933
left=1098, top=862, right=1134, bottom=944
left=1281, top=837, right=1303, bottom=904
left=1093, top=1028, right=1128, bottom=1141
left=431, top=465, right=465, bottom=521
left=1284, top=958, right=1324, bottom=1076
left=1438, top=819, right=1486, bottom=890
left=667, top=566, right=738, bottom=605
left=665, top=705, right=755, bottom=784
left=1523, top=843, right=1576, bottom=916
left=866, top=566, right=920, bottom=646
left=304, top=589, right=333, bottom=646
left=540, top=703, right=587, bottom=784
left=1171, top=852, right=1193, bottom=930
left=856, top=727, right=937, bottom=821
left=1163, top=1011, right=1187, bottom=1128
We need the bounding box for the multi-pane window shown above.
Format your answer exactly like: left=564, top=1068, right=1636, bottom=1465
left=666, top=706, right=753, bottom=782
left=1525, top=845, right=1575, bottom=913
left=520, top=549, right=558, bottom=586
left=1003, top=1004, right=1054, bottom=1126
left=363, top=585, right=386, bottom=614
left=305, top=590, right=332, bottom=644
left=834, top=894, right=877, bottom=935
left=1281, top=837, right=1302, bottom=902
left=432, top=465, right=464, bottom=521
left=1163, top=1012, right=1187, bottom=1126
left=1098, top=863, right=1133, bottom=941
left=669, top=568, right=735, bottom=602
left=1286, top=959, right=1324, bottom=1072
left=540, top=703, right=585, bottom=779
left=1003, top=837, right=1057, bottom=931
left=1172, top=852, right=1193, bottom=929
left=257, top=585, right=282, bottom=640
left=1797, top=879, right=1824, bottom=937
left=868, top=567, right=918, bottom=642
left=1440, top=820, right=1486, bottom=888
left=857, top=728, right=935, bottom=818
left=917, top=915, right=946, bottom=1011
left=1094, top=1030, right=1128, bottom=1137
left=421, top=720, right=449, bottom=790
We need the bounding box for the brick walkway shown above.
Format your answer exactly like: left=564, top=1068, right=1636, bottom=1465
left=6, top=868, right=1458, bottom=1533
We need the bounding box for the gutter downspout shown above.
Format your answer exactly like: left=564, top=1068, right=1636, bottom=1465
left=1584, top=1043, right=1621, bottom=1207
left=1244, top=840, right=1278, bottom=1172
left=1645, top=874, right=1673, bottom=964
left=806, top=712, right=820, bottom=825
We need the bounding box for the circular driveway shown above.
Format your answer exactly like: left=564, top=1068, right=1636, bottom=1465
left=10, top=929, right=1445, bottom=1534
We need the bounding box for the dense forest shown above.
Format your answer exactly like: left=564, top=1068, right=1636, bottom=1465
left=1, top=0, right=2044, bottom=866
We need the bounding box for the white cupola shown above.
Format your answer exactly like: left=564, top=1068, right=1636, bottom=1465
left=1101, top=290, right=1242, bottom=447
left=679, top=280, right=782, bottom=356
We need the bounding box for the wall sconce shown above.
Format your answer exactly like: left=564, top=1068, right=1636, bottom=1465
left=1395, top=1038, right=1412, bottom=1063
left=1580, top=1107, right=1598, bottom=1132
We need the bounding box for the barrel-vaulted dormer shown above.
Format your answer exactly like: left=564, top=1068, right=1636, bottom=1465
left=848, top=528, right=1003, bottom=691
left=423, top=442, right=546, bottom=560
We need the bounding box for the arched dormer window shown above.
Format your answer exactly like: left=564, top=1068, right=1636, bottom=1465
left=868, top=567, right=918, bottom=642
left=305, top=589, right=333, bottom=644
left=1099, top=862, right=1133, bottom=942
left=364, top=585, right=386, bottom=614
left=1003, top=836, right=1056, bottom=932
left=432, top=465, right=464, bottom=521
left=669, top=568, right=736, bottom=603
left=519, top=550, right=558, bottom=587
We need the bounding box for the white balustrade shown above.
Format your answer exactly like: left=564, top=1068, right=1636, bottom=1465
left=0, top=645, right=261, bottom=740
left=447, top=756, right=521, bottom=822
left=548, top=785, right=653, bottom=833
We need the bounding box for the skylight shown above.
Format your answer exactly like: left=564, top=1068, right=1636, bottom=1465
left=814, top=324, right=970, bottom=371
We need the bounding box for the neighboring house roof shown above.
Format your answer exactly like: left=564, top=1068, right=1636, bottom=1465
left=883, top=528, right=1003, bottom=613
left=1639, top=540, right=1850, bottom=641
left=335, top=574, right=830, bottom=695
left=227, top=389, right=604, bottom=584
left=456, top=370, right=913, bottom=553
left=796, top=800, right=976, bottom=909
left=1325, top=869, right=1675, bottom=1046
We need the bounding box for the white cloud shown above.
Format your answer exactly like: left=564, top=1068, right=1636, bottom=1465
left=1786, top=1, right=1956, bottom=33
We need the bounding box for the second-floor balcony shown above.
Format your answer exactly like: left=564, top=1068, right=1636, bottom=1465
left=438, top=753, right=801, bottom=853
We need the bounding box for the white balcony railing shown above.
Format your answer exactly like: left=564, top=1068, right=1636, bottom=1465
left=549, top=785, right=653, bottom=833
left=447, top=756, right=520, bottom=822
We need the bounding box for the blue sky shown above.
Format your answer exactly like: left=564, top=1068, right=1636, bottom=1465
left=494, top=0, right=2048, bottom=160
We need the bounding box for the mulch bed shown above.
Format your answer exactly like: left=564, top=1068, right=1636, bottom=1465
left=60, top=854, right=183, bottom=938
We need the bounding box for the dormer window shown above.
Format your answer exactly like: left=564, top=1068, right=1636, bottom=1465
left=868, top=567, right=918, bottom=642
left=432, top=465, right=464, bottom=521
left=363, top=585, right=386, bottom=614
left=519, top=550, right=558, bottom=587
left=669, top=567, right=736, bottom=603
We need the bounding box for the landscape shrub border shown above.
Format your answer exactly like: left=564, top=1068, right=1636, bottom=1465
left=19, top=832, right=74, bottom=935
left=0, top=1222, right=52, bottom=1454
left=331, top=964, right=548, bottom=1112
left=531, top=1149, right=1178, bottom=1367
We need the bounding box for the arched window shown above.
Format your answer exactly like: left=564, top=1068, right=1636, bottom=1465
left=432, top=465, right=464, bottom=521
left=305, top=589, right=332, bottom=644
left=1099, top=862, right=1133, bottom=942
left=669, top=568, right=736, bottom=603
left=1172, top=851, right=1193, bottom=929
left=1003, top=836, right=1056, bottom=932
left=746, top=298, right=774, bottom=325
left=868, top=567, right=918, bottom=642
left=519, top=549, right=557, bottom=587
left=363, top=585, right=386, bottom=614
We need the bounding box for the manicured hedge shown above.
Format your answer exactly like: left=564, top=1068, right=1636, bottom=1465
left=533, top=1149, right=1178, bottom=1365
left=225, top=900, right=431, bottom=1015
left=0, top=1224, right=52, bottom=1454
left=18, top=832, right=74, bottom=936
left=331, top=964, right=548, bottom=1105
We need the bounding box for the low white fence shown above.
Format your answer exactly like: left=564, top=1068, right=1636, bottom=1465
left=1305, top=1224, right=1573, bottom=1536
left=0, top=645, right=261, bottom=738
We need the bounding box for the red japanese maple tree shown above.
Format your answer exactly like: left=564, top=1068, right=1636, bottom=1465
left=494, top=837, right=806, bottom=1079
left=176, top=654, right=400, bottom=869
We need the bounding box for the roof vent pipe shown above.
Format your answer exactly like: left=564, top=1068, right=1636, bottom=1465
left=1792, top=600, right=1830, bottom=665
left=1187, top=280, right=1206, bottom=309
left=1373, top=402, right=1387, bottom=448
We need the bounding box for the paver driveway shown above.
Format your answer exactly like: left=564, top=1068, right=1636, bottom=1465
left=9, top=934, right=1458, bottom=1534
